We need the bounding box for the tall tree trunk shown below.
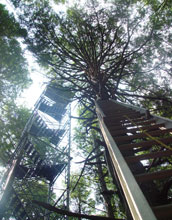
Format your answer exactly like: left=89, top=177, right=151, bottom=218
left=94, top=140, right=114, bottom=218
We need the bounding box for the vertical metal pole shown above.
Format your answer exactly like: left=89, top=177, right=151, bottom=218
left=44, top=183, right=51, bottom=220
left=66, top=104, right=71, bottom=219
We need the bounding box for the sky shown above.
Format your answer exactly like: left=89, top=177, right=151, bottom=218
left=0, top=0, right=109, bottom=214
left=1, top=0, right=48, bottom=108
left=1, top=0, right=105, bottom=108
left=1, top=0, right=86, bottom=191
left=1, top=0, right=83, bottom=109
left=17, top=55, right=49, bottom=108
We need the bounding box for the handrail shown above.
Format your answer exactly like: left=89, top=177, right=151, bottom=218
left=95, top=101, right=157, bottom=220
left=110, top=99, right=172, bottom=128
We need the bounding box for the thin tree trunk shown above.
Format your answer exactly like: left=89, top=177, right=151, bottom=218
left=94, top=140, right=114, bottom=218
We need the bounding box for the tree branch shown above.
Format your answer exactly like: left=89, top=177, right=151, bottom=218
left=33, top=200, right=122, bottom=220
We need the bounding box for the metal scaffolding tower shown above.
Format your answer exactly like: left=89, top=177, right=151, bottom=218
left=1, top=93, right=172, bottom=220
left=0, top=84, right=72, bottom=220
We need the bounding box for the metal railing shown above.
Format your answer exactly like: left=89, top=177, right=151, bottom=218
left=110, top=99, right=172, bottom=129
left=96, top=100, right=157, bottom=220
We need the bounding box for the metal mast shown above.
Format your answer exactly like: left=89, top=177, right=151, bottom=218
left=96, top=99, right=172, bottom=220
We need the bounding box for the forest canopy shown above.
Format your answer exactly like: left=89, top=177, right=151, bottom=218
left=1, top=0, right=172, bottom=218
left=9, top=0, right=172, bottom=117
left=0, top=3, right=31, bottom=166
left=0, top=3, right=31, bottom=105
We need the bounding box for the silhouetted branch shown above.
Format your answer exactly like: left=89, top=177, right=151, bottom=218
left=33, top=200, right=122, bottom=220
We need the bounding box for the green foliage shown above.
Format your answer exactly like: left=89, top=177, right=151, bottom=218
left=0, top=3, right=31, bottom=166
left=8, top=0, right=166, bottom=102
left=9, top=0, right=172, bottom=113
left=0, top=4, right=31, bottom=105
left=70, top=174, right=96, bottom=215
left=53, top=0, right=66, bottom=3
left=73, top=105, right=126, bottom=218
left=5, top=0, right=172, bottom=218
left=136, top=0, right=172, bottom=29
left=0, top=104, right=31, bottom=166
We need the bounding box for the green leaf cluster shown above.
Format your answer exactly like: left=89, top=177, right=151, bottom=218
left=0, top=4, right=31, bottom=105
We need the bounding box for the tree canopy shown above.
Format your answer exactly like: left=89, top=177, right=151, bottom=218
left=4, top=0, right=172, bottom=218
left=0, top=3, right=31, bottom=105
left=10, top=0, right=172, bottom=114
left=0, top=3, right=31, bottom=166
